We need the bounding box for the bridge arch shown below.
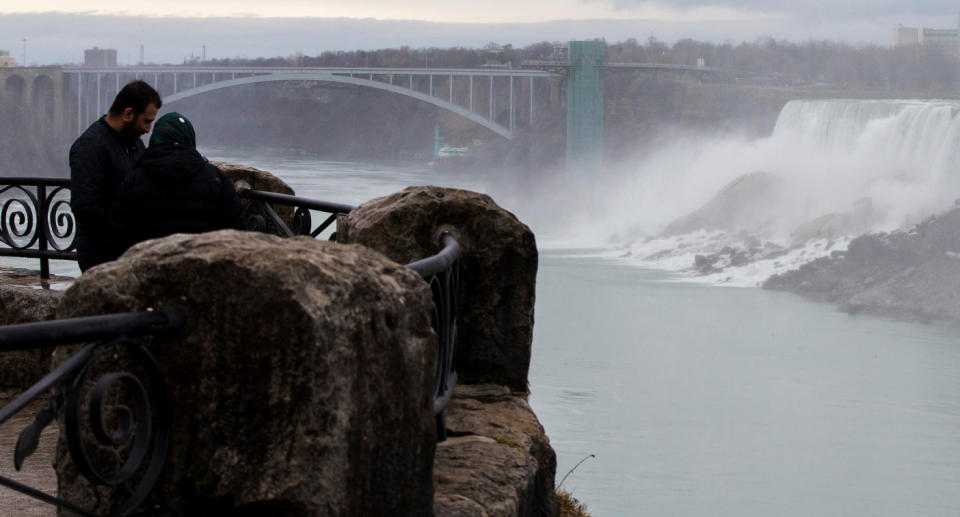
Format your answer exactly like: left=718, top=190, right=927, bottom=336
left=4, top=75, right=25, bottom=103
left=31, top=75, right=55, bottom=137
left=3, top=75, right=26, bottom=123
left=162, top=72, right=513, bottom=139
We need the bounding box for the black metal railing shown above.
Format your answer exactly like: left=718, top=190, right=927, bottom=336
left=236, top=188, right=355, bottom=239
left=406, top=232, right=460, bottom=441
left=0, top=308, right=184, bottom=516
left=0, top=177, right=77, bottom=279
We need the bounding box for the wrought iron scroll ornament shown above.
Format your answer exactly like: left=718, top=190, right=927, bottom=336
left=0, top=178, right=78, bottom=279
left=0, top=309, right=183, bottom=517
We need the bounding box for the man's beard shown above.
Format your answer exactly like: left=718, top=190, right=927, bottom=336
left=119, top=121, right=143, bottom=142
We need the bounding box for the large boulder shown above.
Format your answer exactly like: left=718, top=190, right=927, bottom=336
left=213, top=161, right=296, bottom=228
left=0, top=280, right=63, bottom=388
left=212, top=162, right=294, bottom=197
left=338, top=186, right=538, bottom=392
left=54, top=230, right=437, bottom=516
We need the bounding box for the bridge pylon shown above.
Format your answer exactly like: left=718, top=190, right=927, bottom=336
left=565, top=41, right=605, bottom=172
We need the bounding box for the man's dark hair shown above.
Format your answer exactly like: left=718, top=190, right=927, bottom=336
left=108, top=80, right=162, bottom=115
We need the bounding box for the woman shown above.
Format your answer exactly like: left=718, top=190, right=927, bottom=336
left=109, top=112, right=245, bottom=258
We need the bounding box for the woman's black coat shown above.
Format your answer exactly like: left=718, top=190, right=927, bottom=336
left=109, top=143, right=245, bottom=257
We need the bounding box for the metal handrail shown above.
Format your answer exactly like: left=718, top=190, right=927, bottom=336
left=0, top=309, right=184, bottom=352
left=406, top=232, right=460, bottom=278
left=236, top=187, right=354, bottom=239
left=236, top=188, right=355, bottom=215
left=406, top=232, right=460, bottom=441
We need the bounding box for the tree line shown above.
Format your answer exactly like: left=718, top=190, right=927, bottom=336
left=196, top=37, right=960, bottom=92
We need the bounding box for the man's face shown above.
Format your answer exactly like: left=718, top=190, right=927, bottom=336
left=121, top=103, right=159, bottom=137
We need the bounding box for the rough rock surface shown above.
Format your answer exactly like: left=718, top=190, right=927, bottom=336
left=0, top=283, right=63, bottom=388
left=694, top=240, right=787, bottom=275
left=212, top=161, right=294, bottom=197
left=765, top=206, right=960, bottom=324
left=664, top=171, right=784, bottom=236
left=213, top=161, right=296, bottom=226
left=55, top=230, right=437, bottom=516
left=434, top=384, right=557, bottom=517
left=338, top=186, right=538, bottom=391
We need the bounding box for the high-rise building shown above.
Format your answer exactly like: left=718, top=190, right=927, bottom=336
left=84, top=47, right=117, bottom=66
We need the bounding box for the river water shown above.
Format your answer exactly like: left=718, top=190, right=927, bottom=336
left=20, top=145, right=960, bottom=516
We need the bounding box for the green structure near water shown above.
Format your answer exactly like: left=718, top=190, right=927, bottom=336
left=566, top=41, right=605, bottom=171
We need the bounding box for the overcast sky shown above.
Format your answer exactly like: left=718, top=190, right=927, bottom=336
left=0, top=2, right=956, bottom=65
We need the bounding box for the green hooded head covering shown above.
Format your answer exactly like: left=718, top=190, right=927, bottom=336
left=149, top=112, right=197, bottom=149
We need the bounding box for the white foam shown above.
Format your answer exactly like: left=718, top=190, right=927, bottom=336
left=615, top=232, right=850, bottom=287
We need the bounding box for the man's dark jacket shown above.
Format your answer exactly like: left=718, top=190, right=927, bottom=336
left=69, top=117, right=144, bottom=271
left=109, top=143, right=245, bottom=256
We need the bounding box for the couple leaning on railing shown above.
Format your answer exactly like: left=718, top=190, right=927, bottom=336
left=72, top=112, right=242, bottom=271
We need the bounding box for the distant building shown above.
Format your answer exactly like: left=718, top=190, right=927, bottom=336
left=891, top=26, right=921, bottom=47
left=0, top=50, right=15, bottom=67
left=84, top=47, right=117, bottom=67
left=892, top=24, right=959, bottom=53
left=921, top=28, right=958, bottom=52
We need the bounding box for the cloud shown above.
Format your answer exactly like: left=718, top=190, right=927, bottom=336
left=600, top=0, right=958, bottom=20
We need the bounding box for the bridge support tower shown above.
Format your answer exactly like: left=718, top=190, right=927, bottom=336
left=565, top=41, right=605, bottom=172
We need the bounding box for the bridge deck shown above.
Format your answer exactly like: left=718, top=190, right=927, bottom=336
left=59, top=66, right=558, bottom=78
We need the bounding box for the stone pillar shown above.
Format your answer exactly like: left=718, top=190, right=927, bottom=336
left=52, top=70, right=65, bottom=140
left=338, top=186, right=538, bottom=392
left=55, top=230, right=438, bottom=516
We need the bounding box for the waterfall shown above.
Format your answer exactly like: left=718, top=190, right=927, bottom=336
left=772, top=100, right=960, bottom=190
left=585, top=98, right=960, bottom=284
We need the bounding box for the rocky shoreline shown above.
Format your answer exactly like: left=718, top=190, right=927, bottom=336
left=764, top=205, right=960, bottom=325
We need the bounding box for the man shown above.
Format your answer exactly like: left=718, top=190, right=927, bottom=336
left=69, top=80, right=161, bottom=271
left=109, top=112, right=245, bottom=256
